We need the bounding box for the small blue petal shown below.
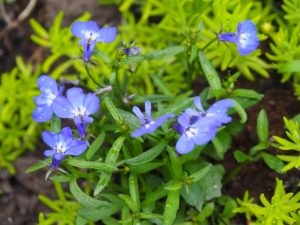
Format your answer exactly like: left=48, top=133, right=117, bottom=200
left=84, top=93, right=100, bottom=115
left=132, top=106, right=145, bottom=124
left=71, top=21, right=99, bottom=39
left=42, top=131, right=57, bottom=148
left=66, top=140, right=88, bottom=155
left=44, top=150, right=55, bottom=157
left=37, top=75, right=58, bottom=95
left=145, top=100, right=152, bottom=121
left=97, top=27, right=117, bottom=42
left=51, top=153, right=64, bottom=168
left=66, top=87, right=85, bottom=108
left=52, top=96, right=73, bottom=119
left=176, top=134, right=194, bottom=154
left=218, top=32, right=238, bottom=43
left=32, top=106, right=53, bottom=122
left=131, top=126, right=147, bottom=137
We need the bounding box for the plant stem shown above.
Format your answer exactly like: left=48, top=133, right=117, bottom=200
left=202, top=37, right=218, bottom=51
left=84, top=63, right=102, bottom=88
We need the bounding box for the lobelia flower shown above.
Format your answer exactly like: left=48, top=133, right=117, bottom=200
left=52, top=87, right=100, bottom=139
left=131, top=100, right=175, bottom=137
left=71, top=21, right=117, bottom=61
left=33, top=75, right=63, bottom=122
left=218, top=20, right=259, bottom=56
left=43, top=127, right=88, bottom=168
left=185, top=97, right=234, bottom=126
left=175, top=97, right=234, bottom=154
left=174, top=112, right=218, bottom=154
left=124, top=46, right=142, bottom=56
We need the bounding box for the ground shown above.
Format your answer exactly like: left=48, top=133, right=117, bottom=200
left=0, top=1, right=299, bottom=224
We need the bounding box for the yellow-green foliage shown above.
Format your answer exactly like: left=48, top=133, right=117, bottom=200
left=273, top=117, right=300, bottom=172
left=37, top=182, right=84, bottom=225
left=234, top=179, right=300, bottom=225
left=0, top=57, right=41, bottom=173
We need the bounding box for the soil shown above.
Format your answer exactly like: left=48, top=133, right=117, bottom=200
left=0, top=1, right=299, bottom=225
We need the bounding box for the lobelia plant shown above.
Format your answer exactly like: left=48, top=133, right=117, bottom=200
left=25, top=11, right=294, bottom=225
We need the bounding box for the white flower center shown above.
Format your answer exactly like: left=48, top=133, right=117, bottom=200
left=85, top=31, right=97, bottom=41
left=239, top=33, right=249, bottom=47
left=186, top=127, right=198, bottom=139
left=55, top=142, right=67, bottom=153
left=45, top=88, right=57, bottom=106
left=72, top=106, right=86, bottom=117
left=145, top=121, right=155, bottom=129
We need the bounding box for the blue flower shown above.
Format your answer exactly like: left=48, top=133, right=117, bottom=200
left=218, top=20, right=259, bottom=55
left=71, top=21, right=117, bottom=61
left=52, top=87, right=100, bottom=138
left=185, top=97, right=234, bottom=126
left=42, top=127, right=88, bottom=168
left=124, top=46, right=142, bottom=56
left=131, top=100, right=175, bottom=137
left=174, top=112, right=218, bottom=154
left=33, top=75, right=63, bottom=122
left=175, top=97, right=234, bottom=154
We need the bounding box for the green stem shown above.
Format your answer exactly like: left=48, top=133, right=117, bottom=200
left=202, top=37, right=218, bottom=51
left=84, top=63, right=102, bottom=88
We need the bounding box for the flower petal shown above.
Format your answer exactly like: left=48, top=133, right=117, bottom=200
left=32, top=106, right=53, bottom=122
left=42, top=131, right=57, bottom=148
left=66, top=87, right=85, bottom=108
left=194, top=96, right=205, bottom=112
left=176, top=134, right=194, bottom=154
left=71, top=21, right=99, bottom=39
left=97, top=27, right=117, bottom=42
left=37, top=75, right=58, bottom=95
left=66, top=140, right=88, bottom=156
left=131, top=126, right=147, bottom=137
left=145, top=100, right=152, bottom=121
left=177, top=112, right=190, bottom=128
left=52, top=96, right=73, bottom=118
left=133, top=106, right=145, bottom=124
left=84, top=93, right=100, bottom=115
left=206, top=99, right=234, bottom=125
left=44, top=150, right=55, bottom=157
left=51, top=153, right=64, bottom=168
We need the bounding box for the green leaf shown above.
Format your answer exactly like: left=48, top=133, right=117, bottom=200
left=119, top=194, right=135, bottom=211
left=189, top=163, right=212, bottom=183
left=86, top=131, right=106, bottom=160
left=129, top=174, right=140, bottom=211
left=29, top=19, right=48, bottom=38
left=181, top=182, right=205, bottom=211
left=25, top=158, right=52, bottom=173
left=261, top=153, right=285, bottom=173
left=233, top=150, right=250, bottom=163
left=163, top=190, right=180, bottom=225
left=231, top=89, right=263, bottom=100
left=94, top=136, right=125, bottom=196
left=124, top=141, right=168, bottom=165
left=278, top=60, right=300, bottom=73
left=257, top=109, right=269, bottom=143
left=69, top=177, right=111, bottom=208
left=232, top=99, right=247, bottom=123
left=198, top=51, right=222, bottom=90
left=50, top=175, right=71, bottom=183
left=118, top=46, right=187, bottom=66
left=104, top=96, right=124, bottom=128
left=51, top=114, right=61, bottom=133
left=65, top=158, right=117, bottom=172
left=130, top=161, right=165, bottom=174
left=78, top=205, right=120, bottom=221
left=163, top=180, right=183, bottom=191
left=144, top=45, right=187, bottom=60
